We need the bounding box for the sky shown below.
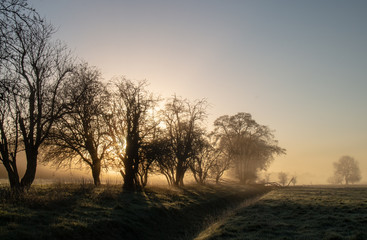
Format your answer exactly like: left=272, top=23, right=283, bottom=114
left=17, top=0, right=367, bottom=184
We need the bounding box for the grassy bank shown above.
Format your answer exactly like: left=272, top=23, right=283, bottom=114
left=196, top=186, right=367, bottom=240
left=0, top=183, right=269, bottom=240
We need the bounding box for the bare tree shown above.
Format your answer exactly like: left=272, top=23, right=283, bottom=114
left=332, top=156, right=361, bottom=185
left=207, top=134, right=231, bottom=184
left=0, top=0, right=73, bottom=190
left=291, top=176, right=297, bottom=186
left=1, top=0, right=36, bottom=62
left=290, top=176, right=297, bottom=186
left=278, top=172, right=288, bottom=186
left=106, top=78, right=159, bottom=191
left=157, top=96, right=207, bottom=186
left=213, top=113, right=285, bottom=184
left=1, top=0, right=37, bottom=191
left=210, top=154, right=231, bottom=184
left=327, top=174, right=343, bottom=185
left=44, top=64, right=109, bottom=186
left=0, top=80, right=21, bottom=189
left=189, top=134, right=220, bottom=184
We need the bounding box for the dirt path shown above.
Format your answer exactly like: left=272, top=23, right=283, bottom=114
left=192, top=190, right=271, bottom=240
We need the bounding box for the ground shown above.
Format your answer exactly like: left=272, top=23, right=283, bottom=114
left=1, top=184, right=366, bottom=240
left=195, top=186, right=367, bottom=240
left=0, top=182, right=268, bottom=240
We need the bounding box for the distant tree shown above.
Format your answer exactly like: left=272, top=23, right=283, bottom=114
left=213, top=113, right=285, bottom=184
left=327, top=174, right=343, bottom=185
left=332, top=156, right=361, bottom=185
left=278, top=172, right=288, bottom=186
left=156, top=96, right=207, bottom=186
left=0, top=0, right=73, bottom=190
left=105, top=78, right=159, bottom=191
left=45, top=64, right=109, bottom=186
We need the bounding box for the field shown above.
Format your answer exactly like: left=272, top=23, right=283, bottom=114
left=0, top=183, right=269, bottom=240
left=195, top=186, right=367, bottom=240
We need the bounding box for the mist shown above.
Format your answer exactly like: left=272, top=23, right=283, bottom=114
left=2, top=1, right=367, bottom=239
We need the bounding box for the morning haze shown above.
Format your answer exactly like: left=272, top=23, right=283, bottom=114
left=22, top=0, right=367, bottom=185
left=1, top=1, right=367, bottom=239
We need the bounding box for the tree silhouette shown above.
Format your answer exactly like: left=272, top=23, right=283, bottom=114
left=332, top=156, right=361, bottom=185
left=210, top=154, right=231, bottom=184
left=278, top=172, right=288, bottom=186
left=157, top=96, right=207, bottom=186
left=45, top=63, right=110, bottom=186
left=106, top=78, right=159, bottom=191
left=189, top=134, right=220, bottom=184
left=0, top=0, right=73, bottom=190
left=213, top=113, right=285, bottom=184
left=290, top=176, right=297, bottom=186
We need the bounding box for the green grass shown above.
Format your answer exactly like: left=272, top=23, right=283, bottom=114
left=196, top=186, right=367, bottom=240
left=0, top=183, right=269, bottom=240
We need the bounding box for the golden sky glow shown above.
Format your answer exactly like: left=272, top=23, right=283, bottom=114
left=23, top=0, right=367, bottom=184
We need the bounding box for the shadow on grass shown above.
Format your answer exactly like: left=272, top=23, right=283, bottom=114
left=0, top=183, right=270, bottom=240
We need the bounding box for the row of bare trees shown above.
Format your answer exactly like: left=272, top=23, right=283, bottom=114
left=0, top=0, right=285, bottom=192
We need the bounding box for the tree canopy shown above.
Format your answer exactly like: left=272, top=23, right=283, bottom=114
left=213, top=113, right=285, bottom=184
left=331, top=156, right=361, bottom=185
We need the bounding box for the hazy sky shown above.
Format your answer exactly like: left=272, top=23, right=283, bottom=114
left=27, top=0, right=367, bottom=184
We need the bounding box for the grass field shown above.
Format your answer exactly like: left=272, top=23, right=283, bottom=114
left=0, top=183, right=269, bottom=240
left=195, top=186, right=367, bottom=240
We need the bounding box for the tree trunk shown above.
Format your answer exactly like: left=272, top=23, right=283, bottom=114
left=123, top=130, right=141, bottom=191
left=174, top=159, right=186, bottom=186
left=140, top=170, right=148, bottom=188
left=20, top=149, right=38, bottom=190
left=174, top=169, right=184, bottom=186
left=123, top=156, right=135, bottom=191
left=215, top=175, right=220, bottom=184
left=3, top=161, right=21, bottom=190
left=8, top=173, right=21, bottom=190
left=92, top=161, right=101, bottom=186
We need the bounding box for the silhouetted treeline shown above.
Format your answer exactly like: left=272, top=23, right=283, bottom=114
left=0, top=0, right=285, bottom=192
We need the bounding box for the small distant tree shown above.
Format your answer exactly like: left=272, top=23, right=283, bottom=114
left=278, top=172, right=288, bottom=186
left=332, top=156, right=361, bottom=185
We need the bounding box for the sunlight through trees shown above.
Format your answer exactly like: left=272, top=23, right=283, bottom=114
left=0, top=0, right=287, bottom=191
